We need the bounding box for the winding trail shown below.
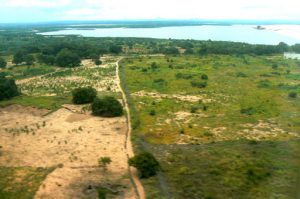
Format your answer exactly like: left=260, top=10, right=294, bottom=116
left=115, top=58, right=146, bottom=199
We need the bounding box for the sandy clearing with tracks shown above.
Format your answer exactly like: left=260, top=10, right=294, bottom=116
left=0, top=104, right=136, bottom=199
left=0, top=57, right=145, bottom=199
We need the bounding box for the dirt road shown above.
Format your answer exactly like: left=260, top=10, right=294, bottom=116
left=115, top=58, right=146, bottom=199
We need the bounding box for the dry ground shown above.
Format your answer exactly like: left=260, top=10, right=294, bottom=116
left=0, top=105, right=137, bottom=199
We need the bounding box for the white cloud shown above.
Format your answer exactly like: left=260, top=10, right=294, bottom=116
left=65, top=8, right=98, bottom=16
left=3, top=0, right=300, bottom=21
left=56, top=0, right=300, bottom=20
left=6, top=0, right=71, bottom=8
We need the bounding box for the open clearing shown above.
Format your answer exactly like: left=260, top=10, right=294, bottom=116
left=0, top=104, right=136, bottom=199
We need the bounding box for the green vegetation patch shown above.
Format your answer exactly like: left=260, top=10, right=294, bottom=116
left=0, top=95, right=71, bottom=111
left=0, top=167, right=54, bottom=199
left=149, top=140, right=300, bottom=199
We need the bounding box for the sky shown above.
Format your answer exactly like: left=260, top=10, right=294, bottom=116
left=0, top=0, right=300, bottom=23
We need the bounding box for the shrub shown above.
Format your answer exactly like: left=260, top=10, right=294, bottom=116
left=151, top=62, right=158, bottom=70
left=98, top=157, right=112, bottom=170
left=129, top=152, right=160, bottom=178
left=153, top=78, right=167, bottom=88
left=272, top=64, right=278, bottom=69
left=201, top=74, right=209, bottom=80
left=236, top=72, right=248, bottom=77
left=0, top=77, right=20, bottom=101
left=240, top=107, right=256, bottom=115
left=92, top=96, right=123, bottom=117
left=95, top=59, right=102, bottom=66
left=289, top=92, right=297, bottom=98
left=190, top=106, right=198, bottom=113
left=191, top=81, right=207, bottom=88
left=149, top=109, right=156, bottom=116
left=72, top=87, right=97, bottom=104
left=257, top=80, right=272, bottom=88
left=176, top=73, right=193, bottom=79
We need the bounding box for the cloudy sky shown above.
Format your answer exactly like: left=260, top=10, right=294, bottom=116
left=0, top=0, right=300, bottom=23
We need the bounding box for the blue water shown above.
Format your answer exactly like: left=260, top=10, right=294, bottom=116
left=39, top=25, right=300, bottom=45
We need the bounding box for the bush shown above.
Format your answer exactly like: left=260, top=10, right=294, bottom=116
left=236, top=72, right=248, bottom=77
left=72, top=87, right=97, bottom=104
left=149, top=109, right=156, bottom=116
left=201, top=74, right=209, bottom=80
left=240, top=107, right=256, bottom=115
left=129, top=152, right=160, bottom=178
left=190, top=106, right=198, bottom=113
left=153, top=78, right=167, bottom=88
left=176, top=73, right=193, bottom=79
left=98, top=157, right=112, bottom=170
left=95, top=59, right=102, bottom=66
left=289, top=92, right=297, bottom=98
left=191, top=81, right=207, bottom=88
left=92, top=96, right=123, bottom=117
left=0, top=77, right=20, bottom=101
left=151, top=62, right=158, bottom=70
left=257, top=80, right=272, bottom=88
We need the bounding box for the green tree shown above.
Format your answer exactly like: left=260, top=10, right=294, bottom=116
left=129, top=152, right=160, bottom=178
left=0, top=57, right=7, bottom=68
left=24, top=54, right=35, bottom=65
left=92, top=96, right=123, bottom=117
left=12, top=51, right=25, bottom=65
left=55, top=49, right=81, bottom=67
left=0, top=77, right=20, bottom=101
left=109, top=45, right=122, bottom=54
left=37, top=54, right=55, bottom=65
left=72, top=87, right=97, bottom=104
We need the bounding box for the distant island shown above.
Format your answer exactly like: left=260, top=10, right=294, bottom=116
left=255, top=25, right=266, bottom=30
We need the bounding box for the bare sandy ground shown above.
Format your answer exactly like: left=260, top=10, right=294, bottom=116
left=0, top=105, right=136, bottom=199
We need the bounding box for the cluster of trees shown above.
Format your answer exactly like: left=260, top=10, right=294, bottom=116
left=72, top=87, right=123, bottom=117
left=72, top=87, right=97, bottom=104
left=92, top=96, right=123, bottom=117
left=13, top=51, right=35, bottom=65
left=1, top=30, right=300, bottom=68
left=0, top=31, right=123, bottom=67
left=0, top=76, right=20, bottom=101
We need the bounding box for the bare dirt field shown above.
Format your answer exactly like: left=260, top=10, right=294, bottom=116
left=0, top=105, right=137, bottom=199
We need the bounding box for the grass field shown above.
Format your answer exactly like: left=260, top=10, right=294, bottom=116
left=121, top=54, right=300, bottom=198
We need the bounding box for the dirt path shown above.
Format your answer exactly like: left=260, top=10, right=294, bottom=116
left=115, top=58, right=146, bottom=199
